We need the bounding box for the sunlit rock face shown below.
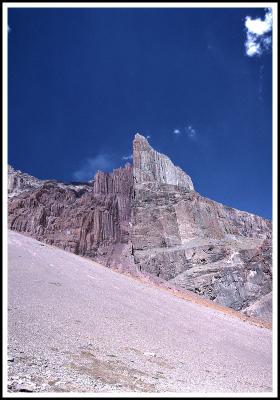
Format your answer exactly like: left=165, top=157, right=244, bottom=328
left=8, top=165, right=45, bottom=197
left=133, top=133, right=194, bottom=190
left=8, top=134, right=272, bottom=321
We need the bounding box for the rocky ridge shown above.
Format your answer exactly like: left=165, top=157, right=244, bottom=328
left=8, top=163, right=134, bottom=271
left=8, top=134, right=272, bottom=321
left=8, top=165, right=44, bottom=198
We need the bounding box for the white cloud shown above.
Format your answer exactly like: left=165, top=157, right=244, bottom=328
left=122, top=154, right=133, bottom=161
left=244, top=8, right=272, bottom=57
left=72, top=154, right=114, bottom=181
left=185, top=125, right=197, bottom=140
left=245, top=9, right=272, bottom=35
left=262, top=36, right=272, bottom=50
left=173, top=126, right=198, bottom=140
left=245, top=36, right=262, bottom=57
left=146, top=135, right=151, bottom=139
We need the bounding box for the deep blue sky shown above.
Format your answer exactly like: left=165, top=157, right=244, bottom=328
left=8, top=7, right=272, bottom=219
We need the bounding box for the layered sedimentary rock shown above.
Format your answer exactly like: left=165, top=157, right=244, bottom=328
left=131, top=135, right=272, bottom=321
left=8, top=134, right=272, bottom=321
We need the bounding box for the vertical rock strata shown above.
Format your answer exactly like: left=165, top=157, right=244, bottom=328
left=8, top=164, right=134, bottom=270
left=133, top=133, right=194, bottom=189
left=8, top=134, right=272, bottom=321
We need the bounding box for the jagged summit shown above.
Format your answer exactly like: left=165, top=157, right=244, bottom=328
left=133, top=133, right=154, bottom=152
left=8, top=134, right=272, bottom=321
left=134, top=132, right=147, bottom=140
left=9, top=135, right=194, bottom=195
left=8, top=164, right=94, bottom=198
left=133, top=133, right=194, bottom=190
left=8, top=164, right=44, bottom=197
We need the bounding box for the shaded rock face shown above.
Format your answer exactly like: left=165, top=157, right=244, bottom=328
left=8, top=134, right=272, bottom=321
left=8, top=164, right=134, bottom=271
left=131, top=184, right=272, bottom=317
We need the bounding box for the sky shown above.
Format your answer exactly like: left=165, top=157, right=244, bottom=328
left=8, top=7, right=273, bottom=219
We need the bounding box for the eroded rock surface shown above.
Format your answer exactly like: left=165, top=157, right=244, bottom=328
left=8, top=165, right=45, bottom=198
left=8, top=164, right=134, bottom=271
left=131, top=135, right=272, bottom=321
left=8, top=134, right=272, bottom=321
left=133, top=133, right=194, bottom=190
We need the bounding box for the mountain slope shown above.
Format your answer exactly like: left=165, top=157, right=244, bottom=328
left=8, top=231, right=272, bottom=393
left=8, top=134, right=272, bottom=320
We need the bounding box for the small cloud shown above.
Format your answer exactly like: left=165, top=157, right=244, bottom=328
left=246, top=40, right=261, bottom=57
left=185, top=125, right=197, bottom=140
left=262, top=36, right=272, bottom=50
left=244, top=8, right=272, bottom=57
left=146, top=135, right=151, bottom=139
left=122, top=154, right=133, bottom=161
left=173, top=129, right=181, bottom=136
left=72, top=154, right=114, bottom=181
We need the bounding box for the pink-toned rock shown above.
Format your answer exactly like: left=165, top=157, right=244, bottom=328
left=131, top=135, right=272, bottom=320
left=8, top=164, right=134, bottom=270
left=8, top=134, right=272, bottom=321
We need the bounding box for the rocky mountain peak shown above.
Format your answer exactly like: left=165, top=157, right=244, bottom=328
left=8, top=134, right=272, bottom=322
left=133, top=133, right=194, bottom=190
left=133, top=133, right=152, bottom=149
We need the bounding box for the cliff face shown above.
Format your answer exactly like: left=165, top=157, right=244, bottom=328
left=133, top=133, right=194, bottom=190
left=131, top=184, right=271, bottom=313
left=8, top=134, right=272, bottom=321
left=131, top=135, right=272, bottom=319
left=8, top=164, right=134, bottom=270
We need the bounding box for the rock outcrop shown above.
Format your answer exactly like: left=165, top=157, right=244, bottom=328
left=133, top=133, right=194, bottom=190
left=8, top=134, right=272, bottom=322
left=8, top=164, right=134, bottom=271
left=8, top=165, right=44, bottom=197
left=131, top=135, right=272, bottom=320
